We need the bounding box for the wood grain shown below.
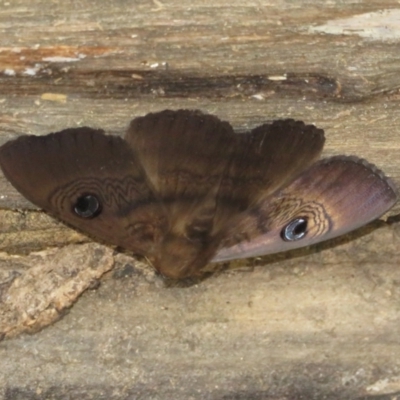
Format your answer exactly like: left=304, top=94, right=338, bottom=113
left=1, top=1, right=400, bottom=399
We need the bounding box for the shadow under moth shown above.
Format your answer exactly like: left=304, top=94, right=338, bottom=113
left=0, top=109, right=397, bottom=279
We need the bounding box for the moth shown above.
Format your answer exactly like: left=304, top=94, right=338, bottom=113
left=0, top=110, right=397, bottom=279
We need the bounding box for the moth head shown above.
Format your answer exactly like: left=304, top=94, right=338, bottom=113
left=148, top=233, right=218, bottom=280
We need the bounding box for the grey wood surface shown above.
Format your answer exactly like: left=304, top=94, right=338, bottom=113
left=1, top=1, right=400, bottom=399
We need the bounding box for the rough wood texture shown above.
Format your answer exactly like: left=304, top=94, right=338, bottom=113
left=1, top=1, right=400, bottom=399
left=0, top=243, right=114, bottom=339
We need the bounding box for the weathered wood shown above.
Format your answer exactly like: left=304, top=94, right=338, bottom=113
left=1, top=1, right=400, bottom=399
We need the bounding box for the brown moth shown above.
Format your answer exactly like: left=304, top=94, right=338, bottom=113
left=0, top=110, right=397, bottom=279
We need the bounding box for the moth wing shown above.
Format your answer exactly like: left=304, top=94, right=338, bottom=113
left=126, top=112, right=325, bottom=227
left=220, top=119, right=326, bottom=209
left=125, top=112, right=326, bottom=278
left=0, top=128, right=166, bottom=255
left=125, top=110, right=240, bottom=277
left=125, top=109, right=237, bottom=217
left=214, top=156, right=398, bottom=262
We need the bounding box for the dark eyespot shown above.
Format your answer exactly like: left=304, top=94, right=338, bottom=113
left=281, top=217, right=308, bottom=242
left=73, top=194, right=102, bottom=218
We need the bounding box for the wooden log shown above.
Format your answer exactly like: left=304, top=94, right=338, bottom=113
left=0, top=1, right=400, bottom=399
